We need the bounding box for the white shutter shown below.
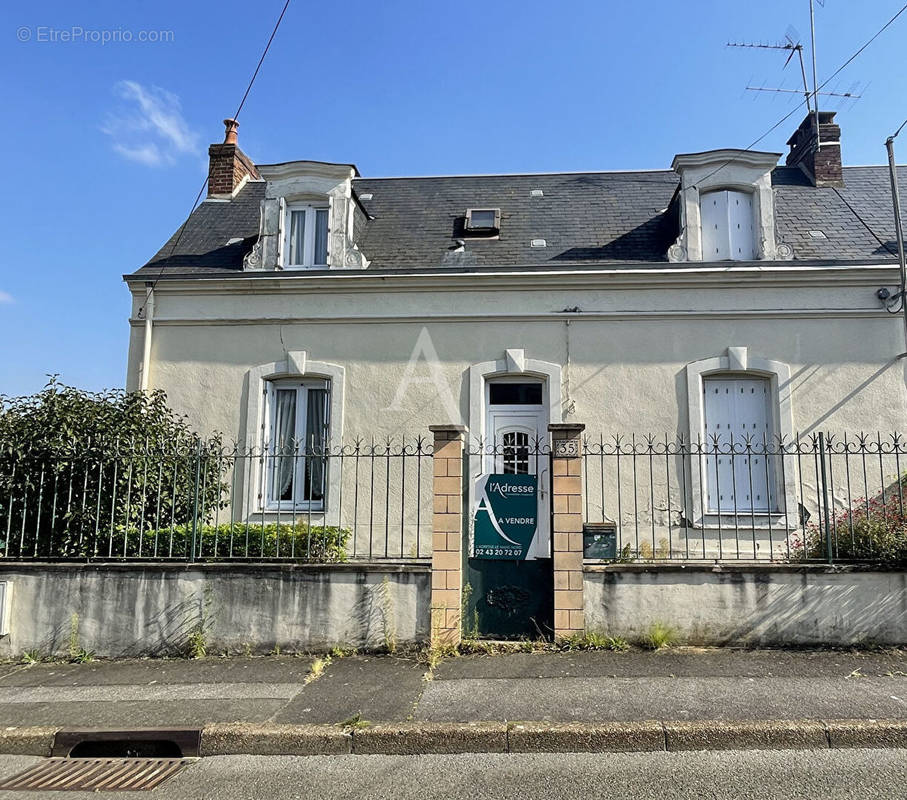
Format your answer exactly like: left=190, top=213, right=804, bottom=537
left=728, top=191, right=755, bottom=260
left=700, top=191, right=730, bottom=260
left=277, top=197, right=286, bottom=268
left=704, top=377, right=773, bottom=512
left=700, top=190, right=754, bottom=261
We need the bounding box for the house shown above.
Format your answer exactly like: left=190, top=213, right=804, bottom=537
left=122, top=112, right=907, bottom=639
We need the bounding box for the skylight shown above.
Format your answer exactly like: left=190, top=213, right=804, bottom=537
left=465, top=208, right=500, bottom=233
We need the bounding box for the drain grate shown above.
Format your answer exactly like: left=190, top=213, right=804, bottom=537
left=0, top=757, right=191, bottom=792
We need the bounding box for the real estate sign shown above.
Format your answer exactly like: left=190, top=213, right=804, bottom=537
left=473, top=473, right=538, bottom=560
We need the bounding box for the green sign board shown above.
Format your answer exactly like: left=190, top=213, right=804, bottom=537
left=473, top=473, right=538, bottom=560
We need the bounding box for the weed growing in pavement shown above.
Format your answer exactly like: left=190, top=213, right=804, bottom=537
left=557, top=631, right=630, bottom=652
left=330, top=646, right=358, bottom=659
left=72, top=648, right=95, bottom=664
left=187, top=629, right=207, bottom=659
left=339, top=712, right=371, bottom=730
left=644, top=621, right=676, bottom=650
left=21, top=649, right=42, bottom=665
left=240, top=642, right=253, bottom=658
left=305, top=656, right=332, bottom=685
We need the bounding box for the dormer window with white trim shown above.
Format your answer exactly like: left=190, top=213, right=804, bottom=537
left=286, top=204, right=329, bottom=267
left=669, top=149, right=793, bottom=263
left=248, top=161, right=368, bottom=271
left=700, top=189, right=755, bottom=261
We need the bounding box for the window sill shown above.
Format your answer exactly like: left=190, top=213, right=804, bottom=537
left=695, top=513, right=796, bottom=531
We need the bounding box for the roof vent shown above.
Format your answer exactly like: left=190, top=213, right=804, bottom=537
left=530, top=189, right=544, bottom=198
left=530, top=238, right=547, bottom=248
left=359, top=193, right=373, bottom=201
left=808, top=230, right=827, bottom=239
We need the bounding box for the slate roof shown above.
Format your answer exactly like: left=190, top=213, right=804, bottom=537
left=131, top=165, right=907, bottom=278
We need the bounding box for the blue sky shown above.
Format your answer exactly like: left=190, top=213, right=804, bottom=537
left=1, top=0, right=905, bottom=397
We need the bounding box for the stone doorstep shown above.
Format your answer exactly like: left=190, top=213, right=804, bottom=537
left=3, top=720, right=905, bottom=758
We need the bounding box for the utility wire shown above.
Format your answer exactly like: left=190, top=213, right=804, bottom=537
left=690, top=2, right=907, bottom=191
left=137, top=0, right=292, bottom=317
left=891, top=116, right=907, bottom=140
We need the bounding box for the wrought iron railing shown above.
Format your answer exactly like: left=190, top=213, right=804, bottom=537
left=1, top=432, right=905, bottom=565
left=581, top=432, right=907, bottom=563
left=0, top=438, right=434, bottom=562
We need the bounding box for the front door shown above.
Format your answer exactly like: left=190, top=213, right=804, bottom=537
left=465, top=381, right=554, bottom=639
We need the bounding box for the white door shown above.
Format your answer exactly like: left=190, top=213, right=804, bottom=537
left=485, top=382, right=550, bottom=559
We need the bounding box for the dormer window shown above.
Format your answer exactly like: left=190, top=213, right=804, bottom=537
left=669, top=149, right=792, bottom=263
left=465, top=208, right=500, bottom=234
left=700, top=189, right=755, bottom=261
left=286, top=204, right=329, bottom=267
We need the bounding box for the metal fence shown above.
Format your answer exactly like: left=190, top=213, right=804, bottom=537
left=2, top=432, right=905, bottom=565
left=581, top=432, right=907, bottom=563
left=0, top=438, right=434, bottom=562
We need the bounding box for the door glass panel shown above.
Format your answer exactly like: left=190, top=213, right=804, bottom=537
left=501, top=431, right=530, bottom=474
left=489, top=383, right=543, bottom=405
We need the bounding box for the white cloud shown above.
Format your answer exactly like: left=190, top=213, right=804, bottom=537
left=102, top=80, right=199, bottom=167
left=0, top=291, right=13, bottom=304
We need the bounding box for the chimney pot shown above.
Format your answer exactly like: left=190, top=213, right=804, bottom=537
left=223, top=118, right=239, bottom=145
left=207, top=118, right=259, bottom=197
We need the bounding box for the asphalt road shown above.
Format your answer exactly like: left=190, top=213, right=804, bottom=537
left=0, top=750, right=905, bottom=799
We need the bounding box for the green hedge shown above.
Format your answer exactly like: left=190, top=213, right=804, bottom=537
left=56, top=522, right=350, bottom=562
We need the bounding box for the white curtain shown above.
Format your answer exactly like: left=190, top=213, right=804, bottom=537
left=273, top=389, right=297, bottom=502
left=289, top=210, right=306, bottom=266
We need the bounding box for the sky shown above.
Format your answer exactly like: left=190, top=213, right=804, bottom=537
left=0, top=0, right=905, bottom=397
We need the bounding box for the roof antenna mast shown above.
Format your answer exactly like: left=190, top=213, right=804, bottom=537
left=729, top=6, right=861, bottom=121
left=809, top=0, right=822, bottom=150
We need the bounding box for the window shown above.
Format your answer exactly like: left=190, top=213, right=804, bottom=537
left=703, top=376, right=775, bottom=513
left=501, top=431, right=531, bottom=474
left=465, top=208, right=500, bottom=234
left=489, top=383, right=543, bottom=405
left=286, top=204, right=329, bottom=267
left=700, top=189, right=755, bottom=261
left=265, top=380, right=330, bottom=509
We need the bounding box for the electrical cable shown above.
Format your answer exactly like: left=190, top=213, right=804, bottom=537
left=137, top=0, right=292, bottom=317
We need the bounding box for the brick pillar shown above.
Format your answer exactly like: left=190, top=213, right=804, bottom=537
left=549, top=423, right=585, bottom=639
left=429, top=425, right=467, bottom=646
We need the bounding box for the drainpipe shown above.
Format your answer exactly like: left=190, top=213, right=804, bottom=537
left=885, top=136, right=907, bottom=355
left=140, top=282, right=154, bottom=392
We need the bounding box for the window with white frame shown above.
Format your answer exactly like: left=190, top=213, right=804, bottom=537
left=700, top=189, right=755, bottom=261
left=703, top=376, right=777, bottom=513
left=285, top=204, right=329, bottom=267
left=265, top=380, right=330, bottom=509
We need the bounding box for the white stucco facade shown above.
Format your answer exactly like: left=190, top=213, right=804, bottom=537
left=127, top=264, right=907, bottom=442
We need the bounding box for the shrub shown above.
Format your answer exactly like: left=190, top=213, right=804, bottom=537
left=107, top=522, right=350, bottom=562
left=791, top=476, right=907, bottom=566
left=0, top=380, right=227, bottom=558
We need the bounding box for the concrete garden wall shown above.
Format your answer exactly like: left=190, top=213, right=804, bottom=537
left=584, top=564, right=907, bottom=646
left=0, top=562, right=430, bottom=659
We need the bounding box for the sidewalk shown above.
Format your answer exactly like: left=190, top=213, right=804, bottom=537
left=0, top=648, right=905, bottom=753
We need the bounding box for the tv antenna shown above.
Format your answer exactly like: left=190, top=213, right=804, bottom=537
left=728, top=3, right=861, bottom=150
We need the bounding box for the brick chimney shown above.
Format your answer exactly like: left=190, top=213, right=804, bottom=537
left=786, top=111, right=844, bottom=188
left=207, top=118, right=260, bottom=197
